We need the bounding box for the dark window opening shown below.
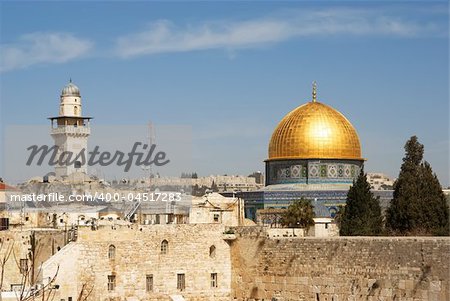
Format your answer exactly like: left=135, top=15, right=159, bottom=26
left=146, top=274, right=153, bottom=292
left=107, top=275, right=116, bottom=291
left=177, top=273, right=185, bottom=291
left=161, top=240, right=168, bottom=254
left=108, top=245, right=116, bottom=260
left=210, top=273, right=218, bottom=288
left=209, top=245, right=216, bottom=258
left=213, top=214, right=220, bottom=222
left=19, top=259, right=28, bottom=274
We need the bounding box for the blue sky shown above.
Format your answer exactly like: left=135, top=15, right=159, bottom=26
left=0, top=1, right=449, bottom=185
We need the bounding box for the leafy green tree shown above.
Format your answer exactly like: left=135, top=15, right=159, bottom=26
left=340, top=169, right=383, bottom=236
left=386, top=136, right=449, bottom=235
left=280, top=198, right=315, bottom=228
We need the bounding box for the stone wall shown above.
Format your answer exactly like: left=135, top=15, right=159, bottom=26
left=0, top=229, right=66, bottom=291
left=43, top=223, right=232, bottom=301
left=230, top=227, right=450, bottom=301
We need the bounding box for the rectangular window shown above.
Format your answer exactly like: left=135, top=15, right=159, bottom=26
left=19, top=259, right=28, bottom=274
left=146, top=274, right=153, bottom=292
left=213, top=214, right=219, bottom=222
left=210, top=273, right=218, bottom=288
left=177, top=273, right=185, bottom=291
left=107, top=275, right=116, bottom=291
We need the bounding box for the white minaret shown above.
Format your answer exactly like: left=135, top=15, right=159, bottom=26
left=49, top=80, right=92, bottom=178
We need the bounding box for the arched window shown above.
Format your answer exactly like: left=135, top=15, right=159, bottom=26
left=108, top=244, right=116, bottom=259
left=74, top=106, right=78, bottom=115
left=209, top=245, right=216, bottom=258
left=161, top=240, right=168, bottom=254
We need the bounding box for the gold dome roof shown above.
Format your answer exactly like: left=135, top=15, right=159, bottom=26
left=268, top=90, right=363, bottom=161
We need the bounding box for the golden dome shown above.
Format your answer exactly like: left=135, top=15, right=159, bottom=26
left=268, top=97, right=363, bottom=161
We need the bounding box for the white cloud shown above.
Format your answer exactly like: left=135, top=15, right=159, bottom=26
left=0, top=32, right=93, bottom=72
left=115, top=8, right=443, bottom=58
left=0, top=7, right=444, bottom=70
left=115, top=19, right=291, bottom=58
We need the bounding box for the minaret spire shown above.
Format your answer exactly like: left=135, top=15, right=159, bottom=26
left=312, top=81, right=317, bottom=102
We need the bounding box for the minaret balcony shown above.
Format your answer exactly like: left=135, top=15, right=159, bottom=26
left=51, top=125, right=91, bottom=135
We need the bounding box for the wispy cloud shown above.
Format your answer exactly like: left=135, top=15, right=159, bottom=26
left=115, top=8, right=444, bottom=58
left=0, top=32, right=93, bottom=72
left=0, top=7, right=445, bottom=71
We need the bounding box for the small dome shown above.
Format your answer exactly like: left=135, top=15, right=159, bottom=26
left=268, top=100, right=363, bottom=161
left=61, top=81, right=80, bottom=97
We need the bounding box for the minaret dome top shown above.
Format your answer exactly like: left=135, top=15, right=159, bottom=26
left=61, top=79, right=80, bottom=97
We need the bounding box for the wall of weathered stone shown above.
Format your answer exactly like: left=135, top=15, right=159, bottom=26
left=0, top=229, right=66, bottom=291
left=44, top=224, right=232, bottom=301
left=230, top=227, right=450, bottom=301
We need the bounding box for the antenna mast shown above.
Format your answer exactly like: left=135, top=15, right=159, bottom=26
left=147, top=121, right=155, bottom=189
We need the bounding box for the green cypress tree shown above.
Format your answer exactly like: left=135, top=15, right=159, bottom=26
left=339, top=169, right=383, bottom=236
left=386, top=136, right=423, bottom=233
left=386, top=136, right=449, bottom=235
left=417, top=162, right=449, bottom=235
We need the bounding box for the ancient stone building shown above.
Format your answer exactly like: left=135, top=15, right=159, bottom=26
left=189, top=193, right=245, bottom=226
left=34, top=225, right=450, bottom=301
left=41, top=224, right=233, bottom=301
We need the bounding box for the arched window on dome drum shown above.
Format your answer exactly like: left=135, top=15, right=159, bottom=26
left=209, top=245, right=216, bottom=258
left=74, top=106, right=79, bottom=116
left=108, top=244, right=116, bottom=260
left=161, top=240, right=168, bottom=254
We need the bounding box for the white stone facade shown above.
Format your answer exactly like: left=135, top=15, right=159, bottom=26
left=367, top=172, right=395, bottom=190
left=51, top=129, right=90, bottom=177
left=50, top=81, right=91, bottom=178
left=138, top=175, right=260, bottom=192
left=41, top=224, right=232, bottom=301
left=189, top=193, right=245, bottom=226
